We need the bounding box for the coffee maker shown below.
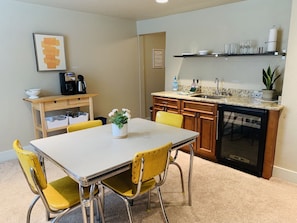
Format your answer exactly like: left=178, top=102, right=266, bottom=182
left=77, top=74, right=87, bottom=94
left=59, top=72, right=76, bottom=95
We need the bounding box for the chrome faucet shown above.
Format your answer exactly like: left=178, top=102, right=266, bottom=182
left=215, top=78, right=220, bottom=95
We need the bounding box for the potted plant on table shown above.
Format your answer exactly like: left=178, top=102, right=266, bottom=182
left=262, top=65, right=281, bottom=100
left=108, top=108, right=131, bottom=138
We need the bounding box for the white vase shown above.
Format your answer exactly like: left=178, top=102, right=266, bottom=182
left=112, top=123, right=128, bottom=138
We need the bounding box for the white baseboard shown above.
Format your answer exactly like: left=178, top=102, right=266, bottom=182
left=273, top=165, right=297, bottom=184
left=0, top=145, right=34, bottom=163
left=0, top=150, right=16, bottom=162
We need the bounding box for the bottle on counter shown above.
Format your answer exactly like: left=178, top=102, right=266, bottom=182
left=196, top=79, right=200, bottom=92
left=190, top=79, right=197, bottom=92
left=172, top=76, right=178, bottom=91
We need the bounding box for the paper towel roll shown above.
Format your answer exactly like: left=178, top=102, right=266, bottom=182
left=268, top=27, right=277, bottom=42
left=267, top=42, right=276, bottom=52
left=267, top=26, right=277, bottom=52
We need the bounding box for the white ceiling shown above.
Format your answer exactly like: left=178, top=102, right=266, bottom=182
left=14, top=0, right=243, bottom=20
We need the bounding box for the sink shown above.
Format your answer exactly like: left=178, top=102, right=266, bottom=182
left=191, top=94, right=226, bottom=99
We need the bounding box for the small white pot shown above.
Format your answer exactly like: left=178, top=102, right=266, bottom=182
left=262, top=89, right=275, bottom=100
left=112, top=123, right=128, bottom=138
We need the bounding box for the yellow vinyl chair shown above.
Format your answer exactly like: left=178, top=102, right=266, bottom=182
left=13, top=139, right=104, bottom=223
left=67, top=120, right=102, bottom=133
left=155, top=111, right=185, bottom=192
left=102, top=142, right=172, bottom=223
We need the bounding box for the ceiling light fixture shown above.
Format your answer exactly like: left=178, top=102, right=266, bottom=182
left=156, top=0, right=168, bottom=4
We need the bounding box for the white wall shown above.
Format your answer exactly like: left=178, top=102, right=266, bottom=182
left=273, top=0, right=297, bottom=183
left=0, top=0, right=139, bottom=158
left=137, top=0, right=297, bottom=183
left=137, top=0, right=290, bottom=92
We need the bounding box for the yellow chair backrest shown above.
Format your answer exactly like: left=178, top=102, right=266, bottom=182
left=12, top=140, right=47, bottom=193
left=155, top=111, right=183, bottom=128
left=131, top=142, right=172, bottom=184
left=67, top=120, right=102, bottom=132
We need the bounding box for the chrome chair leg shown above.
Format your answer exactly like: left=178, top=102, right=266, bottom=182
left=156, top=187, right=169, bottom=223
left=27, top=195, right=40, bottom=223
left=170, top=161, right=184, bottom=192
left=95, top=194, right=105, bottom=223
left=147, top=190, right=151, bottom=210
left=123, top=199, right=133, bottom=223
left=97, top=183, right=104, bottom=210
left=52, top=206, right=80, bottom=223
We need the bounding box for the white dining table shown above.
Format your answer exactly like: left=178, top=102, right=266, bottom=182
left=30, top=118, right=199, bottom=223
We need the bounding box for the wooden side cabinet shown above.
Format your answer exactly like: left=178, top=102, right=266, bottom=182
left=24, top=93, right=98, bottom=138
left=181, top=100, right=217, bottom=160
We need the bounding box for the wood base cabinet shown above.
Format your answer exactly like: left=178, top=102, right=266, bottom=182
left=181, top=100, right=217, bottom=161
left=152, top=95, right=282, bottom=179
left=152, top=96, right=181, bottom=120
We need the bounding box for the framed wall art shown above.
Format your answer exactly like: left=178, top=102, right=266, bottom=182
left=152, top=48, right=165, bottom=69
left=33, top=33, right=67, bottom=71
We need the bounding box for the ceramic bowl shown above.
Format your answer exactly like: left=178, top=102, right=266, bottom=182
left=198, top=50, right=209, bottom=55
left=25, top=88, right=41, bottom=99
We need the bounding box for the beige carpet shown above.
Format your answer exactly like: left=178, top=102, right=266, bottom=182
left=1, top=151, right=297, bottom=223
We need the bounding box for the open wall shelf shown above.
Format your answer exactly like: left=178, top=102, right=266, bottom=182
left=174, top=51, right=286, bottom=58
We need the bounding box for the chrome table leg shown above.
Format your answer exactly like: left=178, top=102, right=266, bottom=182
left=188, top=143, right=194, bottom=206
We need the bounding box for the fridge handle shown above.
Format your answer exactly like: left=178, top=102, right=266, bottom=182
left=216, top=110, right=219, bottom=140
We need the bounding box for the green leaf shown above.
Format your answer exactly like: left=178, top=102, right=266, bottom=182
left=262, top=65, right=280, bottom=90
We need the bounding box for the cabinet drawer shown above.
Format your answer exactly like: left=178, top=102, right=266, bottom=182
left=153, top=96, right=180, bottom=109
left=44, top=100, right=68, bottom=110
left=182, top=100, right=217, bottom=115
left=68, top=97, right=89, bottom=106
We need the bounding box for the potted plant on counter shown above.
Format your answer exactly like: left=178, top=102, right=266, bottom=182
left=262, top=65, right=281, bottom=100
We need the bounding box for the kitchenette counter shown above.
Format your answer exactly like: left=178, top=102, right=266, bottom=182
left=152, top=91, right=282, bottom=179
left=152, top=91, right=283, bottom=111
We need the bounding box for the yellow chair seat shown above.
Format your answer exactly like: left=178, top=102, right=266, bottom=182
left=102, top=170, right=156, bottom=197
left=45, top=176, right=80, bottom=210
left=44, top=176, right=96, bottom=210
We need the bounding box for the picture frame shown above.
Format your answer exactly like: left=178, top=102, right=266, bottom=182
left=33, top=33, right=67, bottom=71
left=152, top=48, right=165, bottom=69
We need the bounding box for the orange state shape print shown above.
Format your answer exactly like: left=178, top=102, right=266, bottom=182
left=41, top=37, right=61, bottom=69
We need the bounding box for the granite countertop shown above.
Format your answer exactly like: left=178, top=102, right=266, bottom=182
left=152, top=91, right=283, bottom=111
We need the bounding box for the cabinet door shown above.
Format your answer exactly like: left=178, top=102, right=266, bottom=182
left=197, top=113, right=217, bottom=160
left=181, top=111, right=197, bottom=153
left=181, top=100, right=217, bottom=160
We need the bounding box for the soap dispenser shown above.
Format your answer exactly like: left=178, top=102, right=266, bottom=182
left=196, top=79, right=200, bottom=92
left=172, top=76, right=178, bottom=91
left=190, top=79, right=197, bottom=92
